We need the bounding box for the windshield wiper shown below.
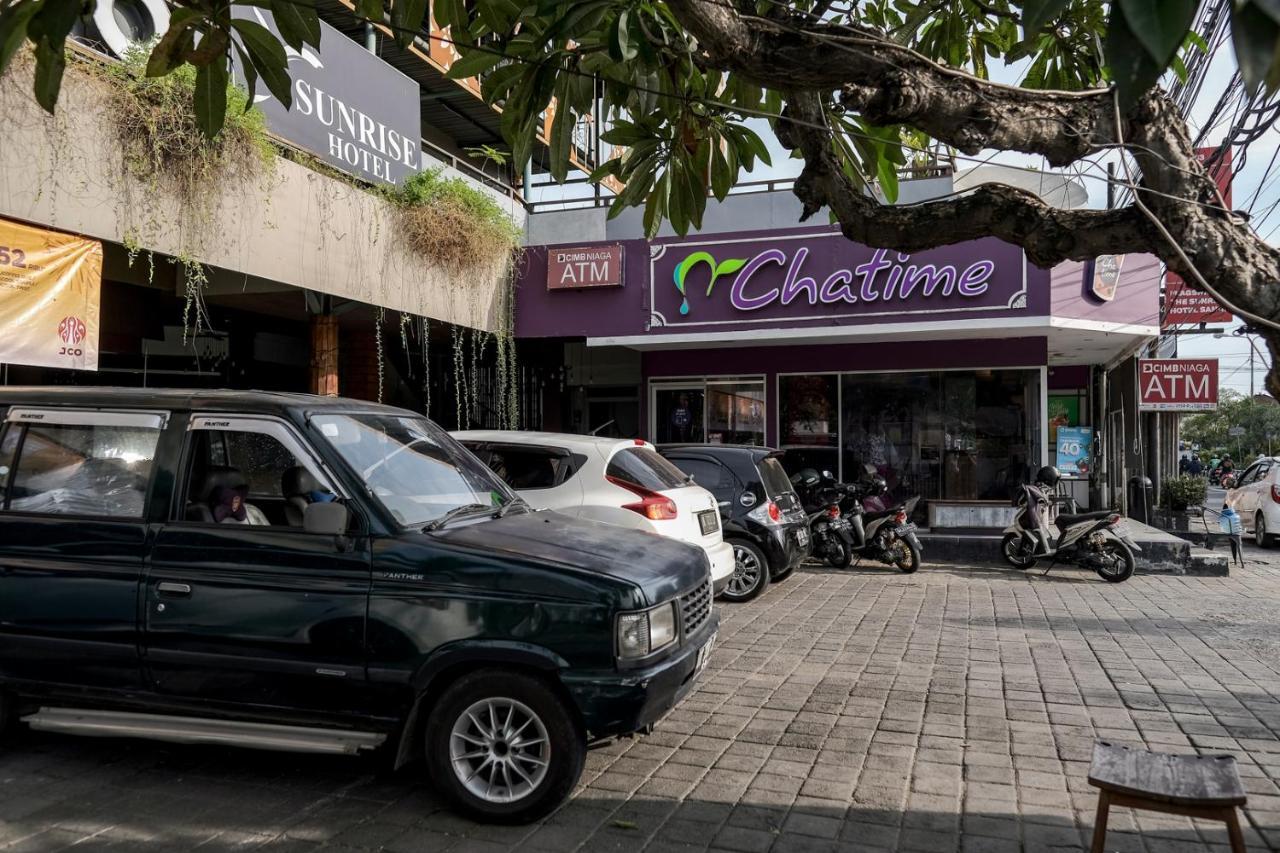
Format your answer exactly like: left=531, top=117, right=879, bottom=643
left=494, top=500, right=527, bottom=519
left=424, top=503, right=492, bottom=531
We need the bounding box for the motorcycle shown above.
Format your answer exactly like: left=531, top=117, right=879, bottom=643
left=791, top=469, right=856, bottom=568
left=838, top=470, right=923, bottom=573
left=1001, top=467, right=1140, bottom=583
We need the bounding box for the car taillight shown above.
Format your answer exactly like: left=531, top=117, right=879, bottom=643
left=894, top=510, right=907, bottom=524
left=768, top=501, right=781, bottom=522
left=827, top=505, right=840, bottom=518
left=1108, top=513, right=1124, bottom=525
left=1271, top=484, right=1280, bottom=503
left=607, top=475, right=678, bottom=520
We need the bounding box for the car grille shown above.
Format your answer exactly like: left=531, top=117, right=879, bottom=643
left=681, top=580, right=712, bottom=637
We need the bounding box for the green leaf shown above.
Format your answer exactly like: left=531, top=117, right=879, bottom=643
left=270, top=0, right=321, bottom=51
left=389, top=0, right=428, bottom=49
left=433, top=0, right=467, bottom=30
left=32, top=36, right=65, bottom=112
left=611, top=9, right=637, bottom=61
left=231, top=18, right=292, bottom=108
left=709, top=141, right=732, bottom=201
left=1020, top=0, right=1070, bottom=33
left=1105, top=3, right=1164, bottom=108
left=1232, top=2, right=1280, bottom=93
left=232, top=40, right=259, bottom=111
left=548, top=79, right=574, bottom=183
left=26, top=0, right=79, bottom=46
left=194, top=58, right=229, bottom=139
left=355, top=0, right=382, bottom=22
left=0, top=0, right=43, bottom=77
left=1118, top=0, right=1196, bottom=66
left=147, top=15, right=199, bottom=77
left=445, top=47, right=502, bottom=79
left=642, top=169, right=669, bottom=239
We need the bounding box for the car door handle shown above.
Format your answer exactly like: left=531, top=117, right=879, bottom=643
left=156, top=582, right=192, bottom=597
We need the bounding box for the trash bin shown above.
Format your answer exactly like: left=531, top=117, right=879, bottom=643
left=1128, top=475, right=1153, bottom=526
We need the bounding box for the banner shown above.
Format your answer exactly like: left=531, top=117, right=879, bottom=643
left=1138, top=358, right=1218, bottom=411
left=0, top=217, right=101, bottom=371
left=1056, top=426, right=1093, bottom=475
left=1163, top=147, right=1234, bottom=327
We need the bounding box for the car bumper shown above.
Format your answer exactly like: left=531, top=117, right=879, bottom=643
left=705, top=540, right=735, bottom=594
left=561, top=616, right=719, bottom=740
left=762, top=525, right=809, bottom=574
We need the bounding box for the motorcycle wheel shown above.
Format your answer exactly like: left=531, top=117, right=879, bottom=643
left=826, top=538, right=852, bottom=569
left=1096, top=540, right=1135, bottom=583
left=1001, top=533, right=1038, bottom=570
left=892, top=538, right=921, bottom=574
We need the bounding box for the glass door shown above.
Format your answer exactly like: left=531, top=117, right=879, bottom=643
left=652, top=384, right=705, bottom=444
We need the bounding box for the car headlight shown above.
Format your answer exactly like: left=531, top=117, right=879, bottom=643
left=616, top=601, right=678, bottom=660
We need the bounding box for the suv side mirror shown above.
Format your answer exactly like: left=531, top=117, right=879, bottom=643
left=304, top=501, right=349, bottom=536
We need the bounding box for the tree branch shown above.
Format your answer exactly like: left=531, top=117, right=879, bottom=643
left=667, top=0, right=1117, bottom=164
left=781, top=93, right=1153, bottom=267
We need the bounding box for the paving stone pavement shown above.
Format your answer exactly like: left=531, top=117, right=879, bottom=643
left=5, top=548, right=1280, bottom=852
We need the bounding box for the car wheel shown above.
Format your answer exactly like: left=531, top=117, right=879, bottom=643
left=771, top=562, right=797, bottom=582
left=1257, top=512, right=1274, bottom=548
left=722, top=539, right=769, bottom=602
left=424, top=670, right=584, bottom=824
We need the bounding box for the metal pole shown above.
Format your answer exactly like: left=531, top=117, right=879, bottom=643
left=364, top=23, right=376, bottom=53
left=1251, top=341, right=1255, bottom=397
left=1106, top=162, right=1116, bottom=209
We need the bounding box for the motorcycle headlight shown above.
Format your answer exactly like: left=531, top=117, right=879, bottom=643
left=616, top=601, right=678, bottom=660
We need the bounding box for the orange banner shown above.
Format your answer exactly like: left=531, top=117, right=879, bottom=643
left=0, top=217, right=101, bottom=371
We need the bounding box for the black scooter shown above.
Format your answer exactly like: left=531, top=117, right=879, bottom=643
left=791, top=469, right=856, bottom=568
left=838, top=472, right=923, bottom=574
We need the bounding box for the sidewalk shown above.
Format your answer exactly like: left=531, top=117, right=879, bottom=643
left=2, top=552, right=1280, bottom=852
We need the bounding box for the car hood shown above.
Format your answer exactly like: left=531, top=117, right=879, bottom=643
left=438, top=510, right=708, bottom=605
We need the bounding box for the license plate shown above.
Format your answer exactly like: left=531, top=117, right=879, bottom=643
left=695, top=631, right=716, bottom=676
left=698, top=509, right=718, bottom=536
left=796, top=528, right=809, bottom=546
left=896, top=523, right=918, bottom=534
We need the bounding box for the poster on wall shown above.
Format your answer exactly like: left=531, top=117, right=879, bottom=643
left=1056, top=426, right=1093, bottom=475
left=1047, top=395, right=1080, bottom=444
left=0, top=216, right=101, bottom=371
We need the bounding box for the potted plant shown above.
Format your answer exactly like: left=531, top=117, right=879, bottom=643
left=1156, top=475, right=1209, bottom=530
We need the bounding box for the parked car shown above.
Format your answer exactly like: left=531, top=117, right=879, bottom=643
left=0, top=389, right=717, bottom=824
left=658, top=445, right=809, bottom=602
left=1226, top=455, right=1280, bottom=546
left=454, top=431, right=735, bottom=595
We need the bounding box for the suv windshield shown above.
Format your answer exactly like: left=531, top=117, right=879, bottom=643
left=312, top=413, right=515, bottom=527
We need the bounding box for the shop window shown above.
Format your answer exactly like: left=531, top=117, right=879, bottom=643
left=5, top=422, right=159, bottom=517
left=779, top=374, right=840, bottom=476
left=840, top=369, right=1040, bottom=518
left=653, top=387, right=706, bottom=444
left=707, top=381, right=765, bottom=446
left=651, top=377, right=766, bottom=446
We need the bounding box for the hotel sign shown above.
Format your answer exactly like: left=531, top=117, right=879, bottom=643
left=547, top=245, right=624, bottom=290
left=1138, top=358, right=1219, bottom=411
left=649, top=233, right=1026, bottom=329
left=231, top=8, right=421, bottom=186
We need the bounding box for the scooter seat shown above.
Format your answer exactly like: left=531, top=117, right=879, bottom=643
left=1055, top=510, right=1114, bottom=527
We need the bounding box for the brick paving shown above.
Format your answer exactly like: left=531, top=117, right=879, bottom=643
left=5, top=549, right=1280, bottom=852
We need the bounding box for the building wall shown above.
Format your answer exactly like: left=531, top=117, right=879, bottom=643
left=0, top=54, right=509, bottom=333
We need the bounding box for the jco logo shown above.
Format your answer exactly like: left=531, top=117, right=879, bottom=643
left=57, top=315, right=86, bottom=358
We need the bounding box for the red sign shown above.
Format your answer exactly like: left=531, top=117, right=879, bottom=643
left=1138, top=358, right=1219, bottom=411
left=1163, top=147, right=1233, bottom=328
left=547, top=245, right=624, bottom=290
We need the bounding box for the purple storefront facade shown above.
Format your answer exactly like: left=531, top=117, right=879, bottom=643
left=519, top=224, right=1161, bottom=518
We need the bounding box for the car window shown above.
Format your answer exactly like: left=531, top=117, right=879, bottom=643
left=3, top=422, right=159, bottom=518
left=1256, top=461, right=1272, bottom=483
left=483, top=446, right=568, bottom=491
left=216, top=430, right=298, bottom=497
left=756, top=456, right=796, bottom=499
left=668, top=456, right=735, bottom=502
left=1237, top=464, right=1260, bottom=487
left=607, top=447, right=688, bottom=491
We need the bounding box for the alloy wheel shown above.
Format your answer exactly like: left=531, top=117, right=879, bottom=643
left=728, top=544, right=763, bottom=597
left=449, top=697, right=550, bottom=804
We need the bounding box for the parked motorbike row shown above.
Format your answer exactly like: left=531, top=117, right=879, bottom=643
left=789, top=466, right=924, bottom=573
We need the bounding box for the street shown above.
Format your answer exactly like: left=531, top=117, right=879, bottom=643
left=4, top=551, right=1280, bottom=852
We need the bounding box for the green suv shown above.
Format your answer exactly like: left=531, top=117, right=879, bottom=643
left=0, top=389, right=717, bottom=823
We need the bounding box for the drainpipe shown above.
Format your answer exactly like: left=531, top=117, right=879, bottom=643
left=364, top=23, right=376, bottom=53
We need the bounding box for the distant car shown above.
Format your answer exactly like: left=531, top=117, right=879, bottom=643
left=454, top=431, right=735, bottom=595
left=1226, top=456, right=1280, bottom=546
left=658, top=445, right=809, bottom=602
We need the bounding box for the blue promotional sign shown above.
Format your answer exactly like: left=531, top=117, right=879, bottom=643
left=1056, top=426, right=1093, bottom=475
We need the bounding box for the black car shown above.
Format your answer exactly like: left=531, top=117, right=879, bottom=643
left=659, top=445, right=809, bottom=602
left=0, top=388, right=717, bottom=824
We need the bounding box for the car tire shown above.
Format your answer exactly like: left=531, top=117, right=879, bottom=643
left=722, top=539, right=770, bottom=602
left=771, top=562, right=797, bottom=582
left=1257, top=512, right=1274, bottom=548
left=424, top=669, right=584, bottom=825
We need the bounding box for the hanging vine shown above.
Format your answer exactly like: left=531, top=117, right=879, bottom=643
left=452, top=324, right=465, bottom=429
left=375, top=307, right=386, bottom=404
left=421, top=316, right=431, bottom=418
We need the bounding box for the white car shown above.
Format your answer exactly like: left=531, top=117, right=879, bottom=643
left=454, top=431, right=735, bottom=595
left=1226, top=456, right=1280, bottom=546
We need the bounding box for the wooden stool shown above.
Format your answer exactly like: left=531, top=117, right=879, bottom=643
left=1088, top=740, right=1248, bottom=853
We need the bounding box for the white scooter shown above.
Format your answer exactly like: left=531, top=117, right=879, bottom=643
left=1000, top=469, right=1140, bottom=583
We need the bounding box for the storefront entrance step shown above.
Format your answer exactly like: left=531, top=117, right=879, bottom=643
left=917, top=522, right=1228, bottom=576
